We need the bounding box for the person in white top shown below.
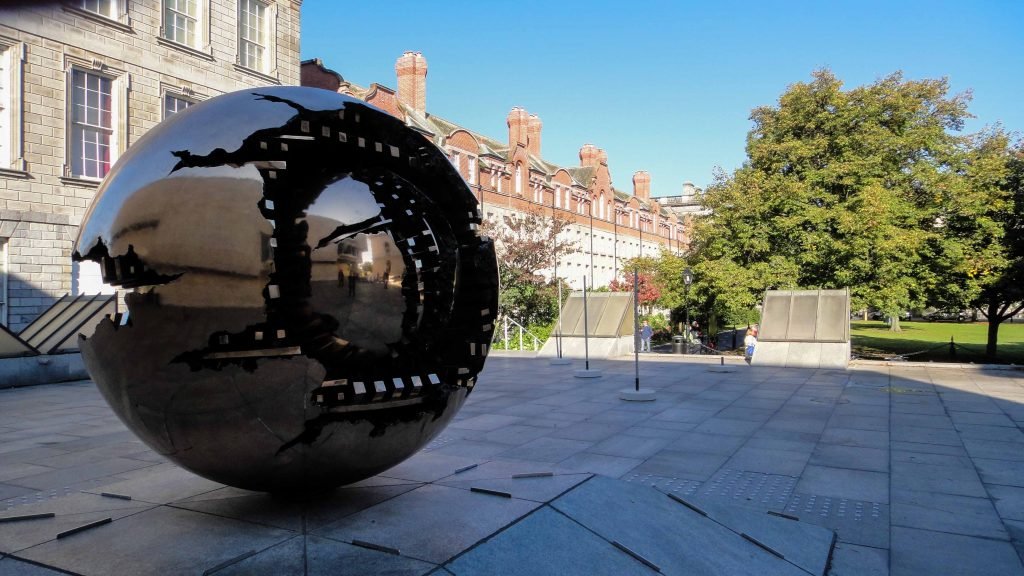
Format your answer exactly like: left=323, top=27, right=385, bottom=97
left=744, top=328, right=757, bottom=364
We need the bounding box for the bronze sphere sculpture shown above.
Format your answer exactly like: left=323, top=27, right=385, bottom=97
left=73, top=87, right=498, bottom=492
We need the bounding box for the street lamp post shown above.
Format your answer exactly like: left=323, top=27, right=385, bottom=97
left=588, top=199, right=594, bottom=287
left=638, top=219, right=643, bottom=259
left=683, top=266, right=693, bottom=344
left=613, top=209, right=618, bottom=279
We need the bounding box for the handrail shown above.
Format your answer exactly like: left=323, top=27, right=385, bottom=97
left=492, top=315, right=543, bottom=351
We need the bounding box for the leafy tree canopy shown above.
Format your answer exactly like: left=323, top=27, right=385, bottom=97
left=690, top=69, right=1003, bottom=332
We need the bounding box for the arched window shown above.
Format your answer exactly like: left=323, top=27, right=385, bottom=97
left=515, top=164, right=522, bottom=195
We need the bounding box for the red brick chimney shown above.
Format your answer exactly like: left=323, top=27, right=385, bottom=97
left=633, top=171, right=651, bottom=201
left=580, top=143, right=603, bottom=167
left=507, top=107, right=529, bottom=149
left=395, top=51, right=427, bottom=114
left=527, top=114, right=542, bottom=156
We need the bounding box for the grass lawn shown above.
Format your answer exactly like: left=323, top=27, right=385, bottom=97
left=851, top=320, right=1024, bottom=364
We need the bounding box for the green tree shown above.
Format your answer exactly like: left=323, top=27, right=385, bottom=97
left=693, top=70, right=976, bottom=332
left=975, top=142, right=1024, bottom=356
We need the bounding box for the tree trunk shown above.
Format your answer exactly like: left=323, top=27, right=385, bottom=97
left=986, top=299, right=1000, bottom=358
left=889, top=314, right=902, bottom=333
left=863, top=310, right=869, bottom=321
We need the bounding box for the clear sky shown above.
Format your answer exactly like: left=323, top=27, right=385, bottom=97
left=300, top=0, right=1024, bottom=197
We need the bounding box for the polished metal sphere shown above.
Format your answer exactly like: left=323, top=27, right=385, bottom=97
left=74, top=87, right=497, bottom=492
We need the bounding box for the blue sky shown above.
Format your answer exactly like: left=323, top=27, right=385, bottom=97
left=300, top=0, right=1024, bottom=196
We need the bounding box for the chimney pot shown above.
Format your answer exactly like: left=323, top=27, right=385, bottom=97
left=507, top=107, right=530, bottom=149
left=527, top=114, right=543, bottom=156
left=633, top=171, right=651, bottom=201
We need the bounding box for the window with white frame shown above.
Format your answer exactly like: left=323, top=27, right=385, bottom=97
left=450, top=150, right=460, bottom=172
left=81, top=0, right=119, bottom=19
left=514, top=164, right=522, bottom=195
left=0, top=38, right=24, bottom=173
left=467, top=156, right=476, bottom=185
left=238, top=0, right=269, bottom=73
left=163, top=0, right=199, bottom=47
left=163, top=93, right=194, bottom=119
left=69, top=68, right=114, bottom=180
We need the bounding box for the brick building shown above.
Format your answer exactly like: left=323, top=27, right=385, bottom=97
left=302, top=53, right=689, bottom=291
left=0, top=0, right=302, bottom=331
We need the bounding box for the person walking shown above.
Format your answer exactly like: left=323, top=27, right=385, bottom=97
left=640, top=320, right=653, bottom=353
left=744, top=328, right=757, bottom=364
left=348, top=266, right=358, bottom=297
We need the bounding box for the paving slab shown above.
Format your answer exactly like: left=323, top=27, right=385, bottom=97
left=989, top=484, right=1024, bottom=522
left=479, top=424, right=553, bottom=445
left=556, top=452, right=644, bottom=478
left=0, top=492, right=153, bottom=554
left=795, top=465, right=889, bottom=503
left=433, top=439, right=514, bottom=459
left=0, top=556, right=68, bottom=576
left=961, top=438, right=1024, bottom=461
left=444, top=506, right=656, bottom=576
left=588, top=434, right=674, bottom=459
left=313, top=484, right=540, bottom=565
left=890, top=425, right=963, bottom=446
left=891, top=526, right=1024, bottom=576
left=2, top=458, right=158, bottom=491
left=692, top=496, right=835, bottom=575
left=819, top=427, right=889, bottom=449
left=956, top=423, right=1024, bottom=444
left=891, top=489, right=1008, bottom=539
left=671, top=431, right=748, bottom=455
left=216, top=535, right=438, bottom=576
left=693, top=417, right=763, bottom=437
left=377, top=452, right=486, bottom=483
left=827, top=543, right=889, bottom=576
left=496, top=437, right=593, bottom=463
left=439, top=473, right=591, bottom=503
left=826, top=414, right=889, bottom=431
left=628, top=450, right=729, bottom=481
left=890, top=461, right=987, bottom=498
left=724, top=446, right=811, bottom=476
left=891, top=450, right=973, bottom=468
left=172, top=482, right=420, bottom=532
left=551, top=476, right=814, bottom=576
left=972, top=458, right=1024, bottom=487
left=17, top=505, right=295, bottom=576
left=810, top=444, right=888, bottom=472
left=81, top=462, right=224, bottom=504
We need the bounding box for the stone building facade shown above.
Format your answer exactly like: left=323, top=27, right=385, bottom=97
left=656, top=181, right=709, bottom=219
left=0, top=0, right=302, bottom=331
left=302, top=53, right=689, bottom=291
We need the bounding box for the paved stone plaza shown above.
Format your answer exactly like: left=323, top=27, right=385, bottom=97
left=1, top=354, right=1023, bottom=574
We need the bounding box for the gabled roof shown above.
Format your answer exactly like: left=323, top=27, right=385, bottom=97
left=566, top=166, right=595, bottom=188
